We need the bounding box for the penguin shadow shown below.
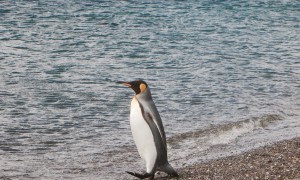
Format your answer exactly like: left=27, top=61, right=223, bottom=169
left=155, top=171, right=180, bottom=180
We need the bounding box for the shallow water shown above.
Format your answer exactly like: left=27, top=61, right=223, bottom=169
left=0, top=0, right=299, bottom=179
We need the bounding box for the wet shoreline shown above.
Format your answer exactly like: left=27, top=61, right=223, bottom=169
left=1, top=137, right=299, bottom=179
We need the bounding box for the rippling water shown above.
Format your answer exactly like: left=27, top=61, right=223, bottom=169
left=0, top=0, right=299, bottom=179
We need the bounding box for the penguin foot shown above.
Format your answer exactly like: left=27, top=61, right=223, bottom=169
left=169, top=171, right=179, bottom=177
left=126, top=171, right=153, bottom=179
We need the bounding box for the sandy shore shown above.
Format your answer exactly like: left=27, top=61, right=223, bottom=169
left=158, top=137, right=300, bottom=180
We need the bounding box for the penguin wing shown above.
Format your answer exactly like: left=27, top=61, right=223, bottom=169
left=143, top=110, right=168, bottom=165
left=145, top=100, right=167, bottom=147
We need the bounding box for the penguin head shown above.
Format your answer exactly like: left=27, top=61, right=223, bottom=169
left=117, top=80, right=148, bottom=95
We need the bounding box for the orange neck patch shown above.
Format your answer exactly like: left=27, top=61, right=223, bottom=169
left=140, top=83, right=147, bottom=93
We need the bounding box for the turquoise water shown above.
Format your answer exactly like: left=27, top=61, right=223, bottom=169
left=0, top=0, right=299, bottom=179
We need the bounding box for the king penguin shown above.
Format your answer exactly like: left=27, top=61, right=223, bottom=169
left=118, top=80, right=179, bottom=180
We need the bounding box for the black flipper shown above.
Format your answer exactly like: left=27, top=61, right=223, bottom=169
left=126, top=171, right=154, bottom=179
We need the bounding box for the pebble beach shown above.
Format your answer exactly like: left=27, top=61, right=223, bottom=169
left=158, top=137, right=300, bottom=180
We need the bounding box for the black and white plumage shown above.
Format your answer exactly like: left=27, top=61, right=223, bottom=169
left=118, top=80, right=178, bottom=180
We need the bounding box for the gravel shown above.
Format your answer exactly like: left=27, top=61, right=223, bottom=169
left=158, top=137, right=300, bottom=180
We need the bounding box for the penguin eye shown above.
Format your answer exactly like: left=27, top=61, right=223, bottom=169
left=139, top=83, right=147, bottom=93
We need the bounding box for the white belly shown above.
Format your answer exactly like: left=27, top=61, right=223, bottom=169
left=130, top=97, right=157, bottom=173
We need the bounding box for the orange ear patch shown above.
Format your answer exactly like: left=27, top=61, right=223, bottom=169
left=140, top=83, right=147, bottom=93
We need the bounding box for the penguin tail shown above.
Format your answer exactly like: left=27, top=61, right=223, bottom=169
left=159, top=163, right=179, bottom=177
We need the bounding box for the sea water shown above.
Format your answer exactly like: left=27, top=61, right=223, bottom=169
left=0, top=0, right=299, bottom=179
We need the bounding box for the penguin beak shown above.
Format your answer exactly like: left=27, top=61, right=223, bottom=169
left=117, top=81, right=131, bottom=88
